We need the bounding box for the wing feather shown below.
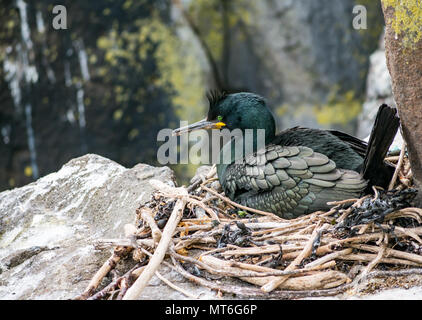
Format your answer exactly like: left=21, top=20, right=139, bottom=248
left=221, top=144, right=367, bottom=218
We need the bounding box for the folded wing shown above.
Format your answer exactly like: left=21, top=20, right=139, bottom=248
left=221, top=144, right=367, bottom=219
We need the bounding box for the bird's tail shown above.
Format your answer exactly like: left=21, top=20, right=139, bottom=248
left=361, top=104, right=400, bottom=191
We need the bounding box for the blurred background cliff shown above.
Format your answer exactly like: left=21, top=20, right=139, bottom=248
left=0, top=0, right=388, bottom=191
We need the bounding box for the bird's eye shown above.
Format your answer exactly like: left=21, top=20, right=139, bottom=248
left=217, top=115, right=223, bottom=122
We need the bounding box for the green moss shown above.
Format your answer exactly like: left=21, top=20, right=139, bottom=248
left=382, top=0, right=422, bottom=47
left=275, top=104, right=289, bottom=117
left=96, top=14, right=207, bottom=123
left=313, top=89, right=362, bottom=125
left=187, top=0, right=256, bottom=66
left=146, top=19, right=206, bottom=122
left=355, top=0, right=384, bottom=39
left=113, top=109, right=123, bottom=121
left=128, top=128, right=139, bottom=140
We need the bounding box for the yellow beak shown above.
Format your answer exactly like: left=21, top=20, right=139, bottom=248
left=172, top=118, right=226, bottom=136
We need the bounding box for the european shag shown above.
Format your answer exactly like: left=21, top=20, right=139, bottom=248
left=173, top=92, right=400, bottom=219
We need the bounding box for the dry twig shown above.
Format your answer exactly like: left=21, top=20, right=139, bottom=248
left=79, top=157, right=422, bottom=300
left=123, top=197, right=186, bottom=300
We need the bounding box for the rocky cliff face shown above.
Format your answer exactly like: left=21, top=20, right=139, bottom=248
left=245, top=0, right=384, bottom=130
left=0, top=0, right=384, bottom=192
left=184, top=0, right=384, bottom=130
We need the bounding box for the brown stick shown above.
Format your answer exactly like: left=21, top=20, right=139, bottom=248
left=167, top=256, right=352, bottom=299
left=252, top=220, right=307, bottom=236
left=76, top=246, right=131, bottom=299
left=349, top=243, right=422, bottom=265
left=261, top=223, right=329, bottom=292
left=386, top=208, right=422, bottom=223
left=336, top=254, right=421, bottom=266
left=236, top=258, right=336, bottom=273
left=171, top=250, right=333, bottom=278
left=93, top=238, right=167, bottom=249
left=303, top=248, right=353, bottom=269
left=122, top=198, right=186, bottom=300
left=201, top=255, right=349, bottom=290
left=202, top=185, right=284, bottom=221
left=359, top=243, right=386, bottom=279
left=140, top=208, right=162, bottom=245
left=327, top=198, right=359, bottom=206
left=389, top=142, right=406, bottom=190
left=116, top=277, right=130, bottom=300
left=221, top=243, right=305, bottom=257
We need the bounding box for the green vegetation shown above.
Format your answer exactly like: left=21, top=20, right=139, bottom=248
left=382, top=0, right=422, bottom=47
left=313, top=88, right=362, bottom=126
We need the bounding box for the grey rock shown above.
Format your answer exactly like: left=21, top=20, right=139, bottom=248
left=190, top=165, right=212, bottom=185
left=246, top=0, right=383, bottom=131
left=0, top=153, right=204, bottom=300
left=210, top=180, right=222, bottom=192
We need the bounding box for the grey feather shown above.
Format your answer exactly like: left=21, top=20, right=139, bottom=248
left=264, top=163, right=276, bottom=175
left=309, top=160, right=337, bottom=173
left=302, top=153, right=330, bottom=166
left=287, top=156, right=308, bottom=170
left=272, top=157, right=291, bottom=169
left=302, top=178, right=336, bottom=188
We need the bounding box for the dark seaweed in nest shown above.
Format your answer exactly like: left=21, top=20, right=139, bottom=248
left=145, top=195, right=176, bottom=229
left=149, top=195, right=197, bottom=229
left=393, top=238, right=422, bottom=255
left=337, top=188, right=418, bottom=235
left=300, top=229, right=325, bottom=267
left=216, top=221, right=252, bottom=248
left=261, top=245, right=284, bottom=268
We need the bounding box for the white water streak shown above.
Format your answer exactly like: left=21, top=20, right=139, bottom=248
left=35, top=10, right=45, bottom=33
left=1, top=126, right=11, bottom=144
left=64, top=61, right=72, bottom=87
left=16, top=0, right=39, bottom=178
left=16, top=0, right=38, bottom=84
left=16, top=0, right=33, bottom=50
left=25, top=103, right=39, bottom=179
left=3, top=52, right=22, bottom=113
left=76, top=83, right=86, bottom=129
left=36, top=10, right=56, bottom=83
left=74, top=40, right=90, bottom=81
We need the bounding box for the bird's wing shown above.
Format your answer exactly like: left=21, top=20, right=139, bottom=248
left=222, top=144, right=367, bottom=218
left=327, top=130, right=368, bottom=158
left=273, top=127, right=366, bottom=172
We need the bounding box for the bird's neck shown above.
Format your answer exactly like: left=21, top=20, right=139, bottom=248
left=215, top=106, right=276, bottom=182
left=216, top=127, right=274, bottom=183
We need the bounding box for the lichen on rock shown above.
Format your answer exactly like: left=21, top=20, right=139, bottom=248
left=382, top=0, right=422, bottom=47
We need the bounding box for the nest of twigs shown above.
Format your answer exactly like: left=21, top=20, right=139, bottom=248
left=75, top=149, right=422, bottom=300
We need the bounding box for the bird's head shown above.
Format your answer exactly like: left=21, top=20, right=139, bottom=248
left=172, top=91, right=276, bottom=141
